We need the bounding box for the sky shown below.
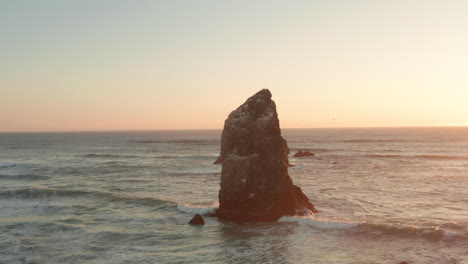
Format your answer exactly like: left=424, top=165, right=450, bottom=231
left=1, top=0, right=467, bottom=132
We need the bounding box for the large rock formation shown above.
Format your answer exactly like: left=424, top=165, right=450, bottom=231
left=214, top=89, right=317, bottom=222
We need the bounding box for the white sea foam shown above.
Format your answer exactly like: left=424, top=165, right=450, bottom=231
left=177, top=202, right=218, bottom=215
left=278, top=215, right=359, bottom=229
left=278, top=215, right=465, bottom=241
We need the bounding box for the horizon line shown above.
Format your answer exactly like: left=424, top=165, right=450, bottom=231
left=1, top=125, right=467, bottom=134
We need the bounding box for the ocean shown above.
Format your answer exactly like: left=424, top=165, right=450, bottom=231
left=0, top=127, right=467, bottom=264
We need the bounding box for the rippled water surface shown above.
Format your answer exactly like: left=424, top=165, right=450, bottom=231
left=0, top=128, right=467, bottom=264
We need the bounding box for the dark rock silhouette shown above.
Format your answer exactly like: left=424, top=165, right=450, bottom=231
left=214, top=89, right=317, bottom=222
left=293, top=150, right=315, bottom=157
left=213, top=156, right=223, bottom=164
left=188, top=214, right=205, bottom=225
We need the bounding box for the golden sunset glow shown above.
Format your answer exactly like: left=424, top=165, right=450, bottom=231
left=1, top=1, right=468, bottom=132
left=1, top=2, right=468, bottom=263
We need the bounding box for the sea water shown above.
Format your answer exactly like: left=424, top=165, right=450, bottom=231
left=0, top=128, right=467, bottom=264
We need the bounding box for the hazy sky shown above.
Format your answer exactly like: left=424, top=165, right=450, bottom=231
left=1, top=0, right=467, bottom=132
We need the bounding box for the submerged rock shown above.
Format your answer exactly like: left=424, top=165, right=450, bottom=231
left=188, top=214, right=205, bottom=225
left=214, top=89, right=317, bottom=222
left=293, top=150, right=315, bottom=157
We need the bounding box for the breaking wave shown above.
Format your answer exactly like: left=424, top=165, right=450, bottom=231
left=278, top=216, right=358, bottom=229
left=278, top=215, right=467, bottom=242
left=357, top=222, right=464, bottom=242
left=177, top=203, right=218, bottom=215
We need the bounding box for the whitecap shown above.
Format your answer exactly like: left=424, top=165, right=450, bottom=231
left=278, top=215, right=359, bottom=229
left=177, top=202, right=218, bottom=215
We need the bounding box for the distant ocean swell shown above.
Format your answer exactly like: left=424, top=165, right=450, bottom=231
left=0, top=187, right=175, bottom=208
left=340, top=139, right=428, bottom=143
left=78, top=153, right=218, bottom=160
left=129, top=139, right=218, bottom=144
left=33, top=152, right=468, bottom=164
left=0, top=162, right=17, bottom=168
left=151, top=154, right=218, bottom=159
left=364, top=154, right=468, bottom=161
left=0, top=174, right=48, bottom=181
left=79, top=154, right=143, bottom=159
left=290, top=153, right=468, bottom=161
left=290, top=138, right=467, bottom=144
left=290, top=139, right=435, bottom=144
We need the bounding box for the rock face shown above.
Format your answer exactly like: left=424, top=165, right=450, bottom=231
left=188, top=214, right=205, bottom=225
left=293, top=150, right=315, bottom=157
left=214, top=89, right=317, bottom=222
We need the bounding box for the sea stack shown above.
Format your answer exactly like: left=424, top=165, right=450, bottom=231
left=214, top=89, right=317, bottom=221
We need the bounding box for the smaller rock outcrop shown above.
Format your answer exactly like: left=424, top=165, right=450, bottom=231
left=188, top=214, right=205, bottom=225
left=293, top=150, right=315, bottom=157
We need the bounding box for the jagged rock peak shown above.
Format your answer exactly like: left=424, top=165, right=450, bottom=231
left=214, top=89, right=284, bottom=164
left=214, top=89, right=317, bottom=222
